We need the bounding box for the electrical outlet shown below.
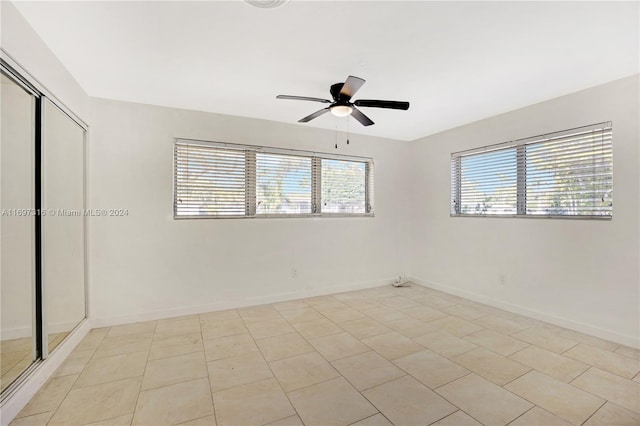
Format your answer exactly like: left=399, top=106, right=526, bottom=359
left=291, top=268, right=298, bottom=278
left=499, top=274, right=506, bottom=286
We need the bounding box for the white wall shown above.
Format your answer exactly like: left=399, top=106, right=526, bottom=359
left=0, top=1, right=89, bottom=121
left=88, top=97, right=411, bottom=324
left=407, top=75, right=640, bottom=346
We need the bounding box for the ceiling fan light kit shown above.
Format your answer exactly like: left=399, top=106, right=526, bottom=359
left=277, top=75, right=410, bottom=127
left=330, top=105, right=353, bottom=117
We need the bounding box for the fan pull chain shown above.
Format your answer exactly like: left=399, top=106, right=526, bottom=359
left=347, top=117, right=350, bottom=145
left=335, top=119, right=338, bottom=149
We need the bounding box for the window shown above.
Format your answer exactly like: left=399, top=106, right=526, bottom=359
left=453, top=148, right=518, bottom=215
left=321, top=159, right=371, bottom=214
left=174, top=139, right=374, bottom=218
left=451, top=122, right=613, bottom=218
left=256, top=153, right=312, bottom=215
left=174, top=143, right=246, bottom=216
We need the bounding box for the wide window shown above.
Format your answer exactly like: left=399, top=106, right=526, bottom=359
left=174, top=139, right=374, bottom=218
left=451, top=122, right=612, bottom=218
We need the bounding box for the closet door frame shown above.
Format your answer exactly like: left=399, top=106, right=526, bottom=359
left=0, top=52, right=89, bottom=400
left=0, top=63, right=41, bottom=398
left=40, top=98, right=88, bottom=359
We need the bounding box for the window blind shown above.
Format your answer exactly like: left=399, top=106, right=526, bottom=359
left=321, top=159, right=367, bottom=214
left=451, top=122, right=612, bottom=218
left=174, top=139, right=374, bottom=218
left=451, top=148, right=518, bottom=215
left=524, top=127, right=612, bottom=216
left=256, top=152, right=312, bottom=215
left=174, top=141, right=246, bottom=216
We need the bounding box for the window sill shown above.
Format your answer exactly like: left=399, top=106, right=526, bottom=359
left=174, top=213, right=375, bottom=220
left=450, top=213, right=611, bottom=220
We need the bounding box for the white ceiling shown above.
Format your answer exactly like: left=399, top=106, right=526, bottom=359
left=12, top=1, right=639, bottom=141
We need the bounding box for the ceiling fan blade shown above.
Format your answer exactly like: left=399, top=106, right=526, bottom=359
left=299, top=107, right=330, bottom=123
left=277, top=95, right=332, bottom=103
left=339, top=76, right=366, bottom=99
left=354, top=99, right=410, bottom=110
left=350, top=107, right=374, bottom=126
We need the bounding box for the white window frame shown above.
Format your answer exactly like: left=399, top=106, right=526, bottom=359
left=174, top=138, right=374, bottom=219
left=450, top=122, right=613, bottom=220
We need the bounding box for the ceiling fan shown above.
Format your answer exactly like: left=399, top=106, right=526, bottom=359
left=276, top=75, right=410, bottom=127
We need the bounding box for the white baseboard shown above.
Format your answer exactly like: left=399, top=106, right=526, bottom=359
left=1, top=319, right=91, bottom=426
left=47, top=320, right=85, bottom=335
left=0, top=326, right=31, bottom=340
left=2, top=320, right=82, bottom=340
left=91, top=278, right=395, bottom=328
left=408, top=275, right=639, bottom=349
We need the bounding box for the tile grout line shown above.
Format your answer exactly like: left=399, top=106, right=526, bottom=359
left=566, top=353, right=640, bottom=381
left=410, top=332, right=478, bottom=358
left=446, top=408, right=486, bottom=426
left=174, top=413, right=214, bottom=426
left=440, top=346, right=530, bottom=388
left=500, top=367, right=534, bottom=387
left=458, top=338, right=532, bottom=359
left=569, top=366, right=594, bottom=385
left=337, top=321, right=395, bottom=341
left=424, top=373, right=496, bottom=425
left=345, top=378, right=395, bottom=426
left=579, top=399, right=608, bottom=426
left=567, top=366, right=639, bottom=411
left=425, top=410, right=467, bottom=426
left=319, top=294, right=469, bottom=426
left=504, top=405, right=536, bottom=425
left=505, top=343, right=533, bottom=359
left=49, top=329, right=180, bottom=394
left=356, top=372, right=410, bottom=393
left=198, top=314, right=219, bottom=426
left=276, top=302, right=394, bottom=423
left=345, top=412, right=389, bottom=426
left=561, top=341, right=581, bottom=355
left=425, top=361, right=548, bottom=425
left=613, top=346, right=640, bottom=359
left=127, top=320, right=159, bottom=426
left=238, top=310, right=306, bottom=425
left=491, top=366, right=608, bottom=426
left=415, top=367, right=474, bottom=392
left=32, top=328, right=110, bottom=423
left=78, top=412, right=132, bottom=426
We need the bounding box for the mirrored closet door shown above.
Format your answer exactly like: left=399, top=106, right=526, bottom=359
left=0, top=63, right=87, bottom=396
left=42, top=99, right=87, bottom=354
left=0, top=71, right=38, bottom=393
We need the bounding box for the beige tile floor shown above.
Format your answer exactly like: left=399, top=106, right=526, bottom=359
left=9, top=285, right=640, bottom=426
left=1, top=333, right=68, bottom=393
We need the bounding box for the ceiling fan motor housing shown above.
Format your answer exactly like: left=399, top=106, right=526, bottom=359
left=330, top=83, right=349, bottom=103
